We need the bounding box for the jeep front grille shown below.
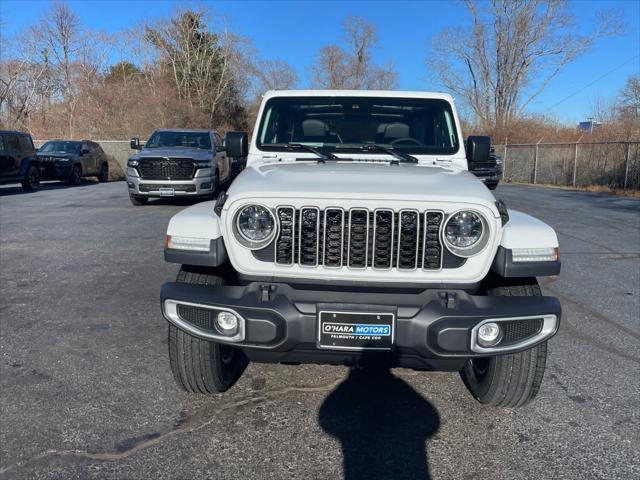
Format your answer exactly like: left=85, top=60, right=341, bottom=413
left=274, top=207, right=444, bottom=270
left=137, top=158, right=195, bottom=180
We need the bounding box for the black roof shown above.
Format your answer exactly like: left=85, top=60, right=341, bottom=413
left=0, top=130, right=32, bottom=136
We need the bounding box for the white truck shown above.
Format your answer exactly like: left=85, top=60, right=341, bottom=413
left=160, top=90, right=561, bottom=407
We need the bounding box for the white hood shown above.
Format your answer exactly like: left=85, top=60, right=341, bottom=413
left=226, top=161, right=498, bottom=211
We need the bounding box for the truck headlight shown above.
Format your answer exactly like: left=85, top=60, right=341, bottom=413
left=443, top=210, right=489, bottom=257
left=233, top=204, right=276, bottom=249
left=127, top=167, right=139, bottom=177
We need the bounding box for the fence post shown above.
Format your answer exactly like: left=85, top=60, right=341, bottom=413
left=572, top=142, right=579, bottom=187
left=533, top=137, right=543, bottom=184
left=572, top=135, right=583, bottom=187
left=623, top=142, right=631, bottom=191
left=502, top=141, right=507, bottom=181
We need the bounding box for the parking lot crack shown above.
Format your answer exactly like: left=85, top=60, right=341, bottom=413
left=0, top=379, right=343, bottom=475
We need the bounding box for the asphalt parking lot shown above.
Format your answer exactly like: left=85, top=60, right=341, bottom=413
left=0, top=180, right=638, bottom=479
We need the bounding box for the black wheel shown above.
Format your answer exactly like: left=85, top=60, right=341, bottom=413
left=99, top=162, right=109, bottom=182
left=212, top=172, right=220, bottom=192
left=168, top=267, right=247, bottom=393
left=21, top=165, right=41, bottom=191
left=129, top=194, right=148, bottom=206
left=460, top=279, right=548, bottom=407
left=488, top=183, right=498, bottom=190
left=67, top=165, right=82, bottom=185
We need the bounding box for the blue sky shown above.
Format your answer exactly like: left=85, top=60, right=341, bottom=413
left=1, top=0, right=638, bottom=124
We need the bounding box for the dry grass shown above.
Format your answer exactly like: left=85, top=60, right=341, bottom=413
left=502, top=180, right=640, bottom=197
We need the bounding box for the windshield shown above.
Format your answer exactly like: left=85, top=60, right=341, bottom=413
left=257, top=96, right=459, bottom=155
left=39, top=141, right=81, bottom=154
left=145, top=131, right=211, bottom=150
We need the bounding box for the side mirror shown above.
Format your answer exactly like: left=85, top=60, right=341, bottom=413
left=225, top=131, right=248, bottom=158
left=81, top=148, right=90, bottom=155
left=466, top=136, right=490, bottom=166
left=130, top=137, right=141, bottom=150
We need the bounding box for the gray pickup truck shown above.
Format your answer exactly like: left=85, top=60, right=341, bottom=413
left=126, top=129, right=231, bottom=206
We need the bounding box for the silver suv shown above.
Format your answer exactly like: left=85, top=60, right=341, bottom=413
left=126, top=129, right=231, bottom=206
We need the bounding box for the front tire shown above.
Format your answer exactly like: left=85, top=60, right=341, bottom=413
left=21, top=165, right=41, bottom=191
left=67, top=165, right=82, bottom=185
left=168, top=267, right=247, bottom=393
left=460, top=279, right=548, bottom=407
left=98, top=162, right=109, bottom=182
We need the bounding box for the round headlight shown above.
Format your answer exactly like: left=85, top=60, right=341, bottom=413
left=234, top=204, right=276, bottom=249
left=443, top=210, right=489, bottom=257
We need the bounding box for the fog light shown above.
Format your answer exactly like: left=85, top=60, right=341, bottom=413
left=215, top=311, right=239, bottom=335
left=201, top=182, right=212, bottom=190
left=477, top=322, right=502, bottom=347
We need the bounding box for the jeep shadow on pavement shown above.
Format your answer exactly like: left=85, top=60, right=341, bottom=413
left=319, top=348, right=440, bottom=480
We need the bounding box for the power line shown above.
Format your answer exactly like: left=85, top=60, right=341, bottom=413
left=546, top=54, right=639, bottom=111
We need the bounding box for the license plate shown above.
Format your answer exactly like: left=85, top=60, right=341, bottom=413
left=318, top=310, right=395, bottom=351
left=159, top=188, right=175, bottom=196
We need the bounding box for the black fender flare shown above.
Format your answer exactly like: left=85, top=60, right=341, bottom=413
left=19, top=156, right=41, bottom=175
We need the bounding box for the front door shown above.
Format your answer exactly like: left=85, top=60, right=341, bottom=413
left=0, top=135, right=22, bottom=177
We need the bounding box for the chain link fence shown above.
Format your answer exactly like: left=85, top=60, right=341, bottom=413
left=496, top=141, right=640, bottom=191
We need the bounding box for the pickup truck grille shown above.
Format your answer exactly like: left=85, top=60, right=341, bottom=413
left=274, top=207, right=444, bottom=270
left=137, top=158, right=195, bottom=180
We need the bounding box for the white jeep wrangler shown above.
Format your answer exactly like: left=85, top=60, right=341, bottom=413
left=161, top=90, right=561, bottom=407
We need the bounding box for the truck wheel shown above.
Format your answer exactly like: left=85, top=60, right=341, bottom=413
left=460, top=279, right=547, bottom=407
left=98, top=162, right=109, bottom=182
left=67, top=165, right=82, bottom=185
left=129, top=195, right=148, bottom=206
left=168, top=267, right=247, bottom=393
left=21, top=165, right=41, bottom=191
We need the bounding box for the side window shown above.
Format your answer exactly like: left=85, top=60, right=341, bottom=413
left=81, top=142, right=90, bottom=154
left=213, top=133, right=222, bottom=148
left=0, top=135, right=5, bottom=152
left=7, top=135, right=20, bottom=152
left=18, top=135, right=34, bottom=152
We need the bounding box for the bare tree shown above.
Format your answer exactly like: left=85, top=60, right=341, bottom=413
left=32, top=0, right=84, bottom=136
left=311, top=15, right=397, bottom=90
left=430, top=0, right=624, bottom=135
left=247, top=58, right=298, bottom=92
left=618, top=74, right=640, bottom=121
left=143, top=8, right=247, bottom=127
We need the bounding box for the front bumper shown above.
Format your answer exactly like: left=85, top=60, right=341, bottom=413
left=160, top=282, right=561, bottom=371
left=127, top=175, right=215, bottom=197
left=42, top=162, right=73, bottom=178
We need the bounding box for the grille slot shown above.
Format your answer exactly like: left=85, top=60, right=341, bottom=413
left=299, top=207, right=320, bottom=266
left=423, top=212, right=444, bottom=270
left=275, top=207, right=295, bottom=265
left=373, top=209, right=394, bottom=269
left=323, top=208, right=344, bottom=267
left=273, top=207, right=447, bottom=270
left=137, top=158, right=195, bottom=180
left=397, top=210, right=420, bottom=270
left=348, top=209, right=369, bottom=268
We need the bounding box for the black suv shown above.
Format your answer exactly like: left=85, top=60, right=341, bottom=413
left=37, top=140, right=109, bottom=185
left=0, top=130, right=41, bottom=191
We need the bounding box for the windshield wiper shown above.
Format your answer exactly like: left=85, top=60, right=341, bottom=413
left=269, top=143, right=340, bottom=162
left=356, top=144, right=419, bottom=164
